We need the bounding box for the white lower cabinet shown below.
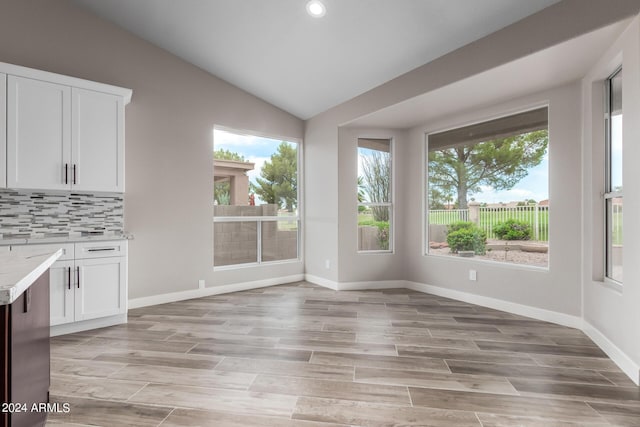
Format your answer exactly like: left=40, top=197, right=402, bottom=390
left=75, top=257, right=127, bottom=322
left=9, top=240, right=127, bottom=330
left=49, top=260, right=75, bottom=326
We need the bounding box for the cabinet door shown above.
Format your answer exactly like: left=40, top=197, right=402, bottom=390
left=75, top=257, right=126, bottom=321
left=0, top=73, right=6, bottom=188
left=7, top=75, right=72, bottom=190
left=72, top=88, right=124, bottom=192
left=50, top=261, right=75, bottom=326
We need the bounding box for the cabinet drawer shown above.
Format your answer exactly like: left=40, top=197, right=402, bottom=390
left=11, top=243, right=75, bottom=261
left=75, top=240, right=127, bottom=259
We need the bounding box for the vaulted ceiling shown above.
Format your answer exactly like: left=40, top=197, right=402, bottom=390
left=73, top=0, right=560, bottom=119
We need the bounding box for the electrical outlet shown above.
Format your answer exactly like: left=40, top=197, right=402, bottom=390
left=469, top=270, right=477, bottom=281
left=198, top=279, right=205, bottom=289
left=325, top=259, right=331, bottom=269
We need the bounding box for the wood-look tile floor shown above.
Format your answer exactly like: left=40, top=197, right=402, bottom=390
left=46, top=282, right=640, bottom=426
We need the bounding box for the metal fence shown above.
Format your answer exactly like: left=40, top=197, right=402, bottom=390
left=428, top=209, right=469, bottom=224
left=429, top=205, right=549, bottom=241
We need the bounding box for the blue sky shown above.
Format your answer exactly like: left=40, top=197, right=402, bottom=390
left=213, top=129, right=297, bottom=204
left=476, top=154, right=549, bottom=204
left=214, top=129, right=295, bottom=184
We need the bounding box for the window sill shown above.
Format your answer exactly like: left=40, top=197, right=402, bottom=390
left=213, top=258, right=302, bottom=272
left=599, top=277, right=623, bottom=294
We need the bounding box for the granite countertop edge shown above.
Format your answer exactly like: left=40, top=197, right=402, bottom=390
left=0, top=233, right=134, bottom=246
left=0, top=248, right=63, bottom=305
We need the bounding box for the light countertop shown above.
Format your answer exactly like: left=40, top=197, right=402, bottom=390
left=0, top=232, right=133, bottom=246
left=0, top=247, right=63, bottom=305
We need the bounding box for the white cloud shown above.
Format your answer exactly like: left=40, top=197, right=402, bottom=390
left=246, top=156, right=269, bottom=184
left=213, top=129, right=266, bottom=148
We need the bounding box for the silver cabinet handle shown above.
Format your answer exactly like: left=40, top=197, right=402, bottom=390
left=87, top=248, right=116, bottom=252
left=73, top=164, right=77, bottom=185
left=64, top=164, right=69, bottom=185
left=67, top=267, right=71, bottom=290
left=76, top=266, right=80, bottom=289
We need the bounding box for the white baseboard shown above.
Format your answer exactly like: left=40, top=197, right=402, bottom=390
left=51, top=313, right=127, bottom=337
left=128, top=274, right=305, bottom=309
left=405, top=281, right=583, bottom=329
left=304, top=275, right=404, bottom=291
left=337, top=279, right=405, bottom=291
left=583, top=321, right=640, bottom=386
left=304, top=274, right=339, bottom=290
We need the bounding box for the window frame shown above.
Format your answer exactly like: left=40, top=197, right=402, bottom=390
left=604, top=67, right=623, bottom=284
left=423, top=105, right=550, bottom=270
left=213, top=126, right=303, bottom=270
left=357, top=137, right=394, bottom=254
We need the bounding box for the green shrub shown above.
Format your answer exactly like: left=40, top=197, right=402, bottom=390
left=492, top=219, right=531, bottom=240
left=448, top=221, right=475, bottom=233
left=446, top=224, right=486, bottom=255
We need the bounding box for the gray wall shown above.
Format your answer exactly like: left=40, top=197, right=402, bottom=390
left=2, top=0, right=640, bottom=374
left=305, top=0, right=640, bottom=284
left=337, top=127, right=408, bottom=283
left=0, top=0, right=304, bottom=299
left=403, top=82, right=582, bottom=315
left=303, top=0, right=640, bottom=376
left=581, top=18, right=640, bottom=378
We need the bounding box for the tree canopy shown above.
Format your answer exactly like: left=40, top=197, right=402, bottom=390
left=428, top=130, right=548, bottom=209
left=214, top=148, right=246, bottom=162
left=251, top=142, right=297, bottom=211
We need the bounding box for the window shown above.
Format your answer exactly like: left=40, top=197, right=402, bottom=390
left=605, top=68, right=623, bottom=283
left=213, top=128, right=300, bottom=268
left=426, top=107, right=549, bottom=267
left=357, top=138, right=393, bottom=252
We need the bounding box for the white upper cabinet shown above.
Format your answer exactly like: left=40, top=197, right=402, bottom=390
left=72, top=88, right=124, bottom=192
left=7, top=75, right=72, bottom=190
left=0, top=73, right=6, bottom=188
left=2, top=61, right=131, bottom=193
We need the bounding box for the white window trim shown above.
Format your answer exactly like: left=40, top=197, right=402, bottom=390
left=603, top=67, right=623, bottom=284
left=423, top=105, right=550, bottom=271
left=213, top=127, right=303, bottom=269
left=357, top=138, right=394, bottom=254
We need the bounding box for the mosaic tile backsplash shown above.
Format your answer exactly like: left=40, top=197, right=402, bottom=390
left=0, top=190, right=124, bottom=238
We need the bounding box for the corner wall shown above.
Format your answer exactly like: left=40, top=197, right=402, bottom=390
left=336, top=127, right=408, bottom=283
left=403, top=82, right=583, bottom=317
left=304, top=0, right=640, bottom=288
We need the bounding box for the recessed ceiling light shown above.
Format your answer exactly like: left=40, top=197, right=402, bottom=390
left=306, top=0, right=326, bottom=18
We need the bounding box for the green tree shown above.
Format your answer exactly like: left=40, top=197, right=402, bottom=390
left=428, top=130, right=548, bottom=210
left=251, top=142, right=297, bottom=211
left=213, top=149, right=247, bottom=205
left=214, top=149, right=246, bottom=162
left=428, top=186, right=454, bottom=210
left=360, top=149, right=390, bottom=221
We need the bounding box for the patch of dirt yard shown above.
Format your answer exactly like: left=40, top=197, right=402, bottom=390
left=429, top=246, right=548, bottom=267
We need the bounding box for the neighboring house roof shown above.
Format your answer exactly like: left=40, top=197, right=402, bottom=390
left=214, top=159, right=255, bottom=180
